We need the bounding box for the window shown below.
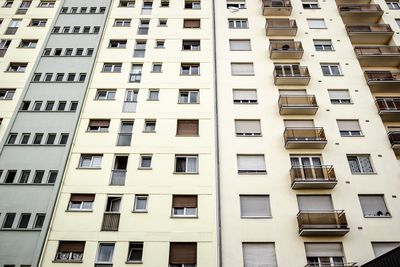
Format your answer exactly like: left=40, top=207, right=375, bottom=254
left=183, top=19, right=200, bottom=28
left=123, top=89, right=138, bottom=112
left=48, top=170, right=58, bottom=183
left=29, top=19, right=47, bottom=27
left=227, top=1, right=246, bottom=9
left=55, top=241, right=85, bottom=262
left=17, top=214, right=30, bottom=229
left=328, top=89, right=351, bottom=104
left=307, top=18, right=326, bottom=29
left=46, top=133, right=56, bottom=144
left=240, top=195, right=271, bottom=218
left=33, top=170, right=44, bottom=183
left=179, top=89, right=199, bottom=103
left=148, top=89, right=159, bottom=100
left=172, top=195, right=198, bottom=217
left=117, top=121, right=134, bottom=146
left=302, top=0, right=319, bottom=9
left=144, top=120, right=156, bottom=132
left=19, top=170, right=30, bottom=183
left=7, top=63, right=27, bottom=72
left=138, top=19, right=150, bottom=34
left=231, top=63, right=254, bottom=76
left=314, top=40, right=334, bottom=51
left=155, top=40, right=165, bottom=48
left=95, top=89, right=116, bottom=100
left=372, top=242, right=400, bottom=257
left=233, top=89, right=258, bottom=104
left=87, top=119, right=110, bottom=132
left=175, top=155, right=198, bottom=173
left=70, top=102, right=78, bottom=111
left=7, top=133, right=17, bottom=144
left=169, top=243, right=197, bottom=266
left=20, top=133, right=30, bottom=144
left=4, top=170, right=16, bottom=183
left=228, top=19, right=248, bottom=29
left=177, top=120, right=199, bottom=136
left=96, top=243, right=115, bottom=265
left=181, top=63, right=200, bottom=75
left=158, top=18, right=167, bottom=26
left=134, top=40, right=146, bottom=57
left=79, top=73, right=86, bottom=82
left=182, top=40, right=200, bottom=51
left=235, top=120, right=261, bottom=136
left=229, top=39, right=251, bottom=51
left=59, top=133, right=69, bottom=145
left=119, top=0, right=135, bottom=7
left=102, top=63, right=122, bottom=73
left=20, top=101, right=30, bottom=110
left=3, top=0, right=13, bottom=7
left=237, top=154, right=266, bottom=173
left=114, top=19, right=131, bottom=27
left=243, top=243, right=277, bottom=267
left=185, top=0, right=201, bottom=9
left=387, top=1, right=400, bottom=9
left=6, top=19, right=21, bottom=35
left=127, top=242, right=144, bottom=263
left=33, top=214, right=45, bottom=229
left=0, top=89, right=15, bottom=100
left=133, top=195, right=148, bottom=211
left=55, top=73, right=64, bottom=81
left=347, top=155, right=374, bottom=174
left=19, top=39, right=38, bottom=48
left=111, top=157, right=128, bottom=185
left=337, top=120, right=362, bottom=136
left=139, top=155, right=152, bottom=169
left=359, top=195, right=390, bottom=217
left=151, top=62, right=162, bottom=73
left=109, top=40, right=127, bottom=48
left=68, top=194, right=95, bottom=211
left=67, top=73, right=76, bottom=81
left=0, top=39, right=11, bottom=57
left=33, top=133, right=43, bottom=144
left=79, top=154, right=102, bottom=168
left=44, top=73, right=53, bottom=81
left=129, top=64, right=143, bottom=83
left=2, top=213, right=16, bottom=228
left=39, top=1, right=55, bottom=7
left=305, top=243, right=345, bottom=267
left=321, top=63, right=342, bottom=76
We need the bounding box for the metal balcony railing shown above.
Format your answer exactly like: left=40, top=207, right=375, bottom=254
left=290, top=165, right=336, bottom=183
left=297, top=210, right=349, bottom=231
left=101, top=212, right=120, bottom=231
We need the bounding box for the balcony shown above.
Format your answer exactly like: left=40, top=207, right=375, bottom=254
left=4, top=27, right=18, bottom=35
left=365, top=71, right=400, bottom=92
left=354, top=46, right=400, bottom=67
left=110, top=170, right=126, bottom=185
left=376, top=98, right=400, bottom=121
left=278, top=95, right=318, bottom=115
left=388, top=131, right=400, bottom=155
left=346, top=24, right=393, bottom=44
left=266, top=19, right=298, bottom=36
left=339, top=5, right=383, bottom=24
left=290, top=165, right=337, bottom=189
left=297, top=210, right=349, bottom=236
left=262, top=0, right=292, bottom=16
left=283, top=127, right=327, bottom=149
left=269, top=40, right=303, bottom=59
left=101, top=212, right=120, bottom=231
left=274, top=65, right=310, bottom=85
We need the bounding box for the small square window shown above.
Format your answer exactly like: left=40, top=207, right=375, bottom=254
left=159, top=19, right=167, bottom=26
left=139, top=155, right=152, bottom=169
left=148, top=90, right=159, bottom=101
left=155, top=40, right=165, bottom=48
left=144, top=120, right=156, bottom=132
left=152, top=63, right=162, bottom=73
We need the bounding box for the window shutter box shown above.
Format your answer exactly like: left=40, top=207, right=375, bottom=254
left=184, top=19, right=200, bottom=28
left=235, top=120, right=261, bottom=135
left=177, top=120, right=199, bottom=135
left=240, top=195, right=271, bottom=216
left=169, top=242, right=197, bottom=264
left=89, top=120, right=110, bottom=127
left=231, top=63, right=254, bottom=75
left=328, top=90, right=350, bottom=100
left=230, top=40, right=251, bottom=50
left=237, top=155, right=266, bottom=172
left=70, top=194, right=95, bottom=202
left=233, top=90, right=257, bottom=101
left=58, top=241, right=85, bottom=252
left=337, top=120, right=360, bottom=131
left=172, top=195, right=198, bottom=208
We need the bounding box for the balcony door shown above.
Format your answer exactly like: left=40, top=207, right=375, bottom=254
left=275, top=64, right=300, bottom=76
left=291, top=156, right=324, bottom=179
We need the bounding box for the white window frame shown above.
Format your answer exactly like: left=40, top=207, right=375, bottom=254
left=175, top=155, right=199, bottom=173
left=307, top=18, right=327, bottom=29
left=133, top=195, right=148, bottom=212
left=347, top=155, right=374, bottom=174
left=321, top=64, right=342, bottom=76
left=79, top=155, right=102, bottom=168
left=228, top=19, right=248, bottom=29
left=178, top=90, right=199, bottom=104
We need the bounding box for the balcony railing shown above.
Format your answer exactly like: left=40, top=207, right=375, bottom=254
left=4, top=27, right=18, bottom=35
left=354, top=46, right=400, bottom=67
left=274, top=66, right=310, bottom=85
left=269, top=40, right=303, bottom=59
left=290, top=165, right=337, bottom=189
left=262, top=0, right=292, bottom=16
left=346, top=24, right=393, bottom=44
left=305, top=263, right=358, bottom=267
left=376, top=98, right=400, bottom=121
left=284, top=127, right=327, bottom=149
left=278, top=95, right=318, bottom=115
left=339, top=5, right=383, bottom=24
left=101, top=212, right=120, bottom=231
left=110, top=170, right=126, bottom=185
left=365, top=71, right=400, bottom=92
left=265, top=19, right=298, bottom=36
left=0, top=49, right=7, bottom=57
left=297, top=210, right=349, bottom=236
left=388, top=131, right=400, bottom=155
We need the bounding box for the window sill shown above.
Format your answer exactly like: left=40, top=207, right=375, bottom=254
left=0, top=228, right=41, bottom=231
left=175, top=135, right=200, bottom=137
left=364, top=215, right=391, bottom=218
left=31, top=81, right=85, bottom=83
left=93, top=98, right=116, bottom=101
left=76, top=167, right=102, bottom=170
left=42, top=55, right=92, bottom=57
left=236, top=134, right=262, bottom=137
left=132, top=210, right=148, bottom=213
left=142, top=130, right=156, bottom=133
left=101, top=71, right=122, bottom=73
left=16, top=47, right=36, bottom=49
left=351, top=172, right=377, bottom=175
left=138, top=167, right=152, bottom=170
left=4, top=144, right=66, bottom=147
left=85, top=130, right=109, bottom=133
left=170, top=216, right=198, bottom=219
left=241, top=216, right=272, bottom=219
left=173, top=172, right=199, bottom=175
left=232, top=74, right=255, bottom=76
left=238, top=171, right=267, bottom=175
left=53, top=260, right=83, bottom=263
left=0, top=183, right=54, bottom=186
left=323, top=74, right=344, bottom=77
left=126, top=261, right=143, bottom=264
left=340, top=135, right=364, bottom=137
left=65, top=209, right=93, bottom=212
left=177, top=102, right=200, bottom=104
left=180, top=74, right=200, bottom=76
left=19, top=110, right=76, bottom=113
left=4, top=71, right=25, bottom=73
left=330, top=102, right=353, bottom=105
left=0, top=99, right=13, bottom=101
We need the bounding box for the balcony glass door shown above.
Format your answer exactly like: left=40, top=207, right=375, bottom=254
left=275, top=65, right=300, bottom=76
left=291, top=156, right=324, bottom=179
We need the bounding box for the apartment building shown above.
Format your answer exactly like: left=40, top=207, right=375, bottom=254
left=0, top=0, right=400, bottom=266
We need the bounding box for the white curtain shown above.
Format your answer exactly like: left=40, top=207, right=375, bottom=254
left=187, top=157, right=198, bottom=172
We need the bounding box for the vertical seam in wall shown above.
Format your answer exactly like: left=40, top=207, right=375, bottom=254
left=211, top=0, right=222, bottom=266
left=35, top=1, right=114, bottom=266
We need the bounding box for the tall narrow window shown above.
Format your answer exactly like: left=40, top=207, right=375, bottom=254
left=2, top=213, right=16, bottom=228
left=96, top=243, right=115, bottom=265
left=123, top=89, right=138, bottom=112
left=117, top=121, right=134, bottom=146
left=17, top=213, right=30, bottom=229
left=127, top=242, right=144, bottom=263
left=133, top=40, right=146, bottom=57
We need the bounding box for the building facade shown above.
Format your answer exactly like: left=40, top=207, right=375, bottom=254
left=0, top=0, right=400, bottom=266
